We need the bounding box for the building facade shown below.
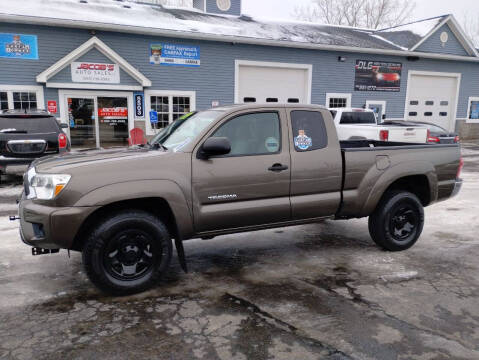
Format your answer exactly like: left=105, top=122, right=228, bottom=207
left=1, top=0, right=479, bottom=149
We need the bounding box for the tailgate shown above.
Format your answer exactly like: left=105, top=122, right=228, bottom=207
left=0, top=133, right=58, bottom=158
left=388, top=127, right=427, bottom=143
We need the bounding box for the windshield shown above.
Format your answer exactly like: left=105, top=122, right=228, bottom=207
left=155, top=110, right=224, bottom=150
left=340, top=112, right=376, bottom=125
left=0, top=116, right=59, bottom=133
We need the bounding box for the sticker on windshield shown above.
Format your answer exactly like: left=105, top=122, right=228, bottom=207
left=294, top=130, right=312, bottom=151
left=265, top=137, right=279, bottom=153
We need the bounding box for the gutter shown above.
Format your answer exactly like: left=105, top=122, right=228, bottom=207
left=2, top=14, right=479, bottom=63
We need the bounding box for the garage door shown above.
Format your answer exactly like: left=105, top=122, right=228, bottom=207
left=236, top=62, right=311, bottom=104
left=405, top=73, right=459, bottom=131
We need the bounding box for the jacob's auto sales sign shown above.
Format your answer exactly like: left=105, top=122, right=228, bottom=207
left=71, top=62, right=120, bottom=84
left=98, top=107, right=128, bottom=119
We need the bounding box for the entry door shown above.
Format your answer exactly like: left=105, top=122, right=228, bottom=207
left=192, top=110, right=291, bottom=233
left=68, top=97, right=97, bottom=149
left=97, top=97, right=129, bottom=148
left=367, top=101, right=386, bottom=123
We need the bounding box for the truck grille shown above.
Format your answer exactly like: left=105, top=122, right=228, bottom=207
left=7, top=140, right=46, bottom=155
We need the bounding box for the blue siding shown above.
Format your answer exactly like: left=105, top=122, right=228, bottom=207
left=416, top=24, right=469, bottom=57
left=205, top=0, right=241, bottom=16
left=49, top=48, right=139, bottom=86
left=0, top=22, right=478, bottom=122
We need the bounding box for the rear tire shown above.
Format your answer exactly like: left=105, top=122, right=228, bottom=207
left=368, top=191, right=424, bottom=251
left=82, top=210, right=172, bottom=295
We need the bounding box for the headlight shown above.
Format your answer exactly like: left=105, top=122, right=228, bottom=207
left=26, top=167, right=71, bottom=200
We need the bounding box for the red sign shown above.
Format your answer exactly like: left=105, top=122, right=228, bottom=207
left=47, top=100, right=57, bottom=113
left=98, top=107, right=128, bottom=118
left=76, top=63, right=116, bottom=72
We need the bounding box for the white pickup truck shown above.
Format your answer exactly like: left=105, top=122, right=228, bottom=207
left=329, top=108, right=428, bottom=143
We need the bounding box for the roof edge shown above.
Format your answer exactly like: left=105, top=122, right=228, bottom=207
left=2, top=14, right=479, bottom=64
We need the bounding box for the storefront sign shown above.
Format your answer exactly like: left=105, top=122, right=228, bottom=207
left=71, top=62, right=120, bottom=84
left=150, top=43, right=200, bottom=67
left=47, top=100, right=57, bottom=114
left=0, top=33, right=38, bottom=59
left=354, top=60, right=402, bottom=92
left=134, top=92, right=145, bottom=118
left=98, top=107, right=128, bottom=119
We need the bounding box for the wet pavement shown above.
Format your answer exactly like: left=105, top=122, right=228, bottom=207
left=1, top=147, right=479, bottom=360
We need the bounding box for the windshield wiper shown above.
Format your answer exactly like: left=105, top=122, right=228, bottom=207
left=151, top=142, right=168, bottom=151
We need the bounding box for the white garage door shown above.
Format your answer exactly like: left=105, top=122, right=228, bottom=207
left=405, top=73, right=459, bottom=132
left=236, top=61, right=311, bottom=104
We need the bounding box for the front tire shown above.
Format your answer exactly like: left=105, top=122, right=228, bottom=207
left=368, top=191, right=424, bottom=251
left=82, top=210, right=172, bottom=295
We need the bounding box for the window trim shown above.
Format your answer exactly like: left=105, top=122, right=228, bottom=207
left=466, top=96, right=479, bottom=124
left=144, top=90, right=196, bottom=135
left=0, top=85, right=45, bottom=110
left=206, top=110, right=283, bottom=158
left=326, top=93, right=351, bottom=108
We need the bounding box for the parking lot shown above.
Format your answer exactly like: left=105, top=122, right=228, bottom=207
left=0, top=144, right=478, bottom=360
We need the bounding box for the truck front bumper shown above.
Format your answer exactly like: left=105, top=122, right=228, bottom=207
left=19, top=199, right=98, bottom=250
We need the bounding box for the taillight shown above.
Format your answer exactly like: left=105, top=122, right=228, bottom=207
left=428, top=136, right=440, bottom=143
left=58, top=133, right=67, bottom=149
left=454, top=136, right=460, bottom=143
left=379, top=130, right=389, bottom=141
left=457, top=157, right=464, bottom=179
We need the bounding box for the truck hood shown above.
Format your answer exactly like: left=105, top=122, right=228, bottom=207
left=33, top=146, right=168, bottom=173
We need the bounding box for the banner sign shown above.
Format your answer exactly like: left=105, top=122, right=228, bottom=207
left=47, top=100, right=57, bottom=114
left=150, top=43, right=200, bottom=67
left=0, top=33, right=38, bottom=60
left=98, top=107, right=128, bottom=119
left=134, top=92, right=144, bottom=118
left=354, top=60, right=402, bottom=92
left=71, top=62, right=120, bottom=84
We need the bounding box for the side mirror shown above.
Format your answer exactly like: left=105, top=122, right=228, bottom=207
left=199, top=137, right=231, bottom=159
left=60, top=123, right=69, bottom=129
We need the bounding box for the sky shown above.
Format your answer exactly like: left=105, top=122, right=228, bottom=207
left=242, top=0, right=479, bottom=25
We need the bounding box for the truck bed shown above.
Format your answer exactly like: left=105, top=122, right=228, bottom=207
left=337, top=140, right=461, bottom=218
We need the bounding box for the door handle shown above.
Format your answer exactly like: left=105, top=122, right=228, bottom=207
left=268, top=163, right=289, bottom=172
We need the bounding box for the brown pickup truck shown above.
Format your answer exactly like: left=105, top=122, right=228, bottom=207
left=17, top=104, right=463, bottom=294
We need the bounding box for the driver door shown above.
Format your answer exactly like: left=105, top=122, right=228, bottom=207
left=192, top=109, right=291, bottom=233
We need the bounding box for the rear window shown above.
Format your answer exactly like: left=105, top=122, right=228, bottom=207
left=0, top=116, right=59, bottom=133
left=340, top=112, right=376, bottom=125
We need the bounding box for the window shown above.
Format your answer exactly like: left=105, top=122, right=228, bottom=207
left=243, top=97, right=256, bottom=103
left=147, top=92, right=195, bottom=133
left=425, top=101, right=434, bottom=106
left=440, top=101, right=449, bottom=106
left=409, top=100, right=419, bottom=106
left=468, top=98, right=479, bottom=122
left=340, top=111, right=376, bottom=125
left=172, top=96, right=191, bottom=121
left=288, top=98, right=299, bottom=103
left=0, top=87, right=44, bottom=111
left=326, top=93, right=351, bottom=109
left=424, top=112, right=433, bottom=116
left=409, top=112, right=418, bottom=116
left=439, top=112, right=448, bottom=117
left=0, top=92, right=7, bottom=110
left=291, top=111, right=327, bottom=151
left=213, top=112, right=281, bottom=156
left=266, top=98, right=278, bottom=103
left=150, top=96, right=169, bottom=129
left=329, top=97, right=348, bottom=108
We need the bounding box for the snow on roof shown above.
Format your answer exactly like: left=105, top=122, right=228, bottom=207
left=373, top=16, right=447, bottom=50
left=0, top=0, right=449, bottom=53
